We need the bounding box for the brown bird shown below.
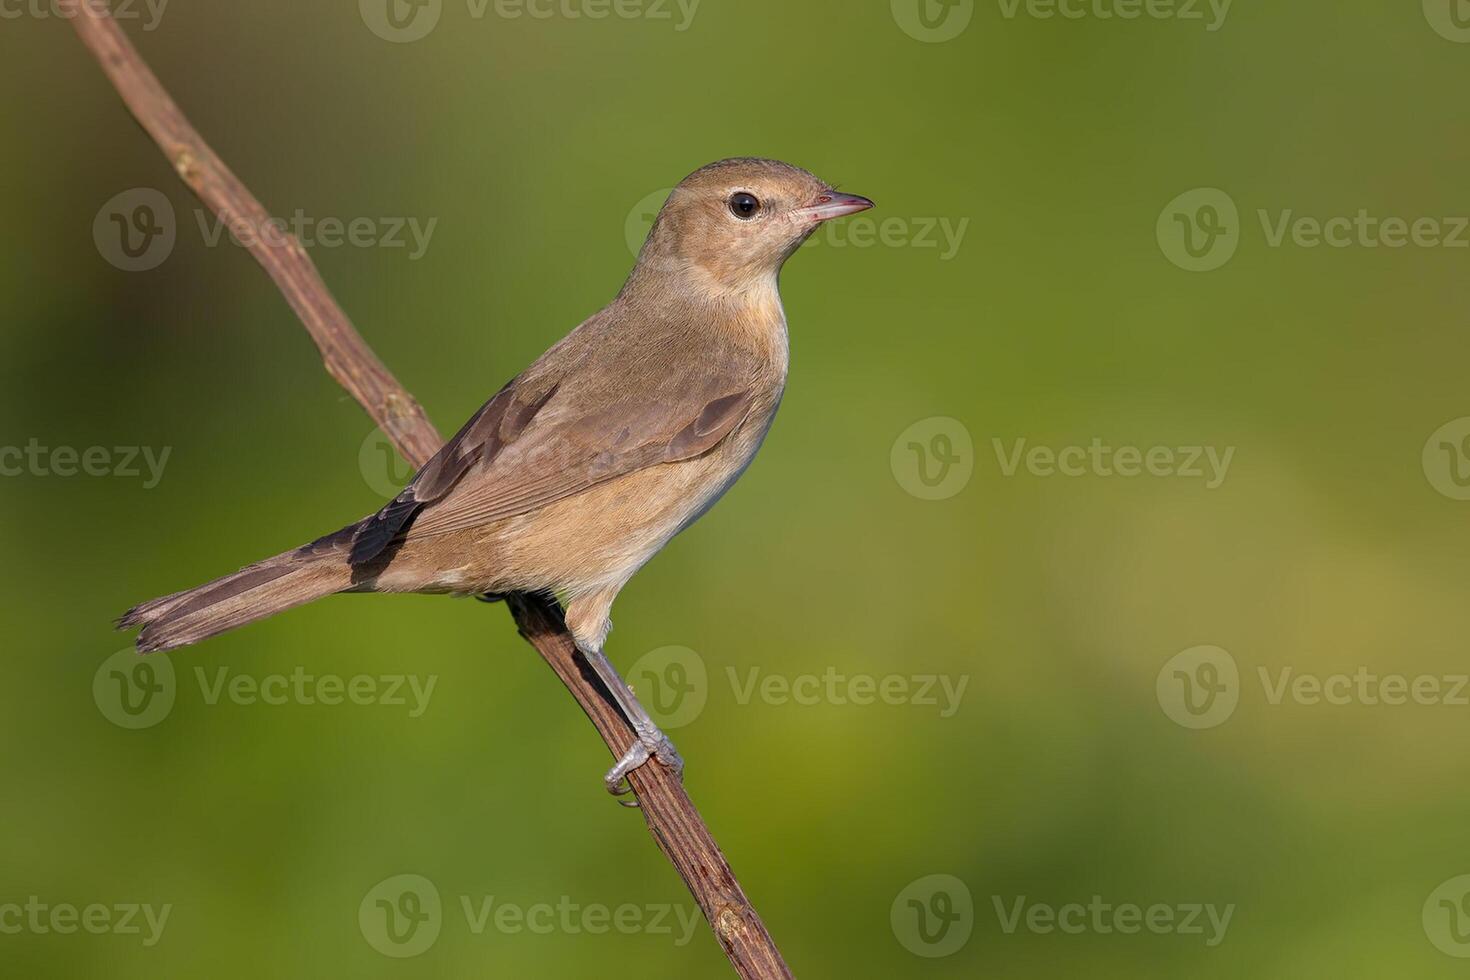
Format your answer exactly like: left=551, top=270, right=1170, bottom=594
left=119, top=157, right=874, bottom=794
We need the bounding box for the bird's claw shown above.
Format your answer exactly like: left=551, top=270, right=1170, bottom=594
left=604, top=726, right=684, bottom=806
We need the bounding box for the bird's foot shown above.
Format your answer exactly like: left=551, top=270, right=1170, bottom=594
left=605, top=722, right=684, bottom=807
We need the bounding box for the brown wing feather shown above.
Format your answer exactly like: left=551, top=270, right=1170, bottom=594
left=351, top=299, right=764, bottom=565
left=349, top=381, right=558, bottom=564
left=405, top=386, right=755, bottom=540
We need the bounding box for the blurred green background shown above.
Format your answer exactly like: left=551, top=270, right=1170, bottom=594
left=4, top=0, right=1470, bottom=976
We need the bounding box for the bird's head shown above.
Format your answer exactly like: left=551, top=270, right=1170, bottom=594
left=628, top=158, right=874, bottom=302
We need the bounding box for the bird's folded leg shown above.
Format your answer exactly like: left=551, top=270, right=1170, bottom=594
left=579, top=645, right=686, bottom=805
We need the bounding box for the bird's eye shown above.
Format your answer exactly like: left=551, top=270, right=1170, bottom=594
left=729, top=192, right=761, bottom=220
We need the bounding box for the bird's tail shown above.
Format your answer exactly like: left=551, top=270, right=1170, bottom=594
left=118, top=532, right=359, bottom=654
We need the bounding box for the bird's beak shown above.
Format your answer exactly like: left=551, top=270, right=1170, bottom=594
left=795, top=192, right=876, bottom=223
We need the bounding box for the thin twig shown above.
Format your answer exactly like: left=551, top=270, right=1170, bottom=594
left=66, top=4, right=793, bottom=976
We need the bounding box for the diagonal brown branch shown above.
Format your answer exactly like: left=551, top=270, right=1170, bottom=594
left=65, top=4, right=793, bottom=976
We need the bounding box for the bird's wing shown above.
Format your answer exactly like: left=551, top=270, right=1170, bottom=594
left=349, top=365, right=756, bottom=565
